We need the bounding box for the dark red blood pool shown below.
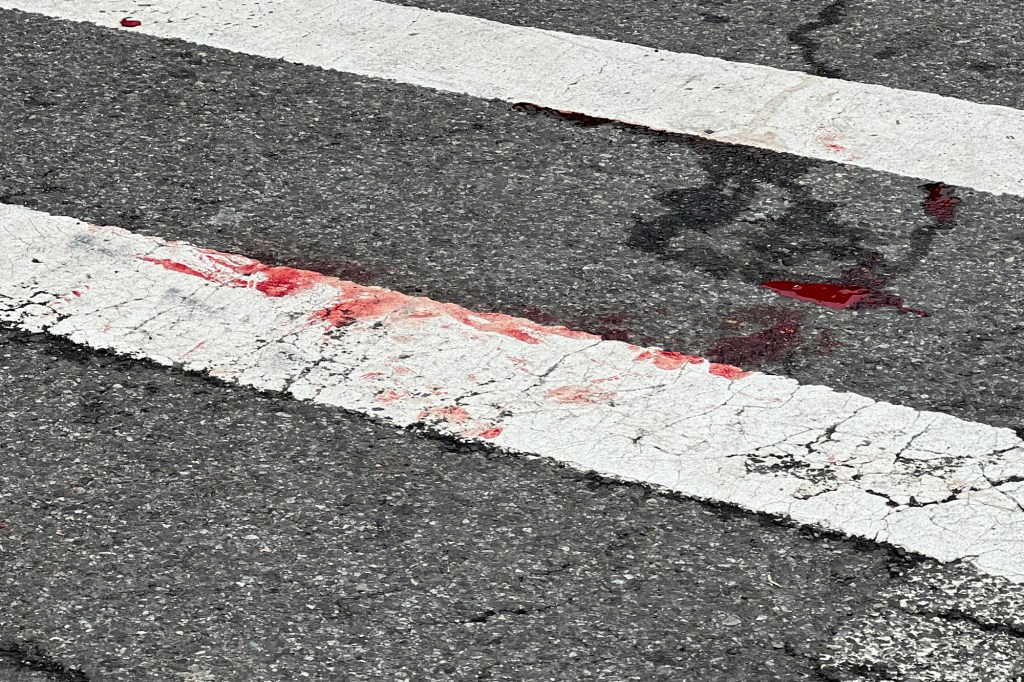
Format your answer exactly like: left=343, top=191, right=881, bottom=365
left=120, top=17, right=142, bottom=27
left=760, top=281, right=869, bottom=309
left=921, top=182, right=961, bottom=223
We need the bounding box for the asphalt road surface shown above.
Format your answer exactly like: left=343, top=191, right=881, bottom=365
left=2, top=2, right=1024, bottom=681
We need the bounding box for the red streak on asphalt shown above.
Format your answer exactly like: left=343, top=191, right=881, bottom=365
left=760, top=281, right=870, bottom=309
left=119, top=17, right=142, bottom=27
left=477, top=427, right=503, bottom=439
left=706, top=307, right=805, bottom=367
left=761, top=280, right=928, bottom=316
left=921, top=182, right=962, bottom=223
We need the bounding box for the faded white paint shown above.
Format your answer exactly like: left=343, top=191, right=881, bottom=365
left=2, top=203, right=1023, bottom=580
left=3, top=0, right=1024, bottom=196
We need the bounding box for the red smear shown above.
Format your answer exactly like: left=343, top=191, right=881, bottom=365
left=546, top=384, right=617, bottom=405
left=362, top=371, right=385, bottom=379
left=418, top=406, right=470, bottom=423
left=309, top=288, right=410, bottom=328
left=761, top=280, right=927, bottom=316
left=707, top=308, right=804, bottom=366
left=921, top=182, right=961, bottom=223
left=445, top=308, right=542, bottom=344
left=142, top=253, right=323, bottom=298
left=512, top=102, right=612, bottom=127
left=760, top=281, right=870, bottom=310
left=709, top=365, right=751, bottom=380
left=635, top=349, right=703, bottom=370
left=71, top=290, right=82, bottom=297
left=254, top=266, right=322, bottom=297
left=706, top=306, right=843, bottom=368
left=141, top=257, right=216, bottom=282
left=119, top=17, right=142, bottom=27
left=477, top=427, right=502, bottom=439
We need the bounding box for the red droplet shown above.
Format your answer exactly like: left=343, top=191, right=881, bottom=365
left=760, top=281, right=870, bottom=309
left=120, top=17, right=142, bottom=27
left=921, top=182, right=961, bottom=223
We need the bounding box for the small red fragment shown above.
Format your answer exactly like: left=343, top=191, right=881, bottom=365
left=921, top=182, right=961, bottom=223
left=120, top=17, right=142, bottom=27
left=478, top=427, right=502, bottom=439
left=635, top=349, right=703, bottom=370
left=708, top=364, right=751, bottom=380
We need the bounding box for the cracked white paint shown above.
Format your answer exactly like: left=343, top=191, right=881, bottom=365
left=2, top=4, right=1024, bottom=196
left=2, top=203, right=1024, bottom=581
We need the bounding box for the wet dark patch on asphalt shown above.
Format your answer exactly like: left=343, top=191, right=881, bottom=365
left=0, top=639, right=90, bottom=682
left=786, top=0, right=850, bottom=79
left=626, top=137, right=876, bottom=283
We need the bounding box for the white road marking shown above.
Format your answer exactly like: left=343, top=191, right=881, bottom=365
left=3, top=203, right=1024, bottom=580
left=3, top=0, right=1024, bottom=197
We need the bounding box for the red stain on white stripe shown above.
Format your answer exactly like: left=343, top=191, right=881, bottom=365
left=138, top=247, right=751, bottom=382
left=546, top=384, right=617, bottom=405
left=309, top=288, right=409, bottom=327
left=417, top=406, right=502, bottom=440
left=183, top=341, right=207, bottom=358
left=708, top=364, right=752, bottom=380
left=142, top=257, right=210, bottom=281
left=634, top=349, right=702, bottom=370
left=634, top=348, right=749, bottom=379
left=119, top=17, right=141, bottom=27
left=375, top=389, right=408, bottom=403
left=418, top=406, right=471, bottom=423
left=142, top=253, right=321, bottom=297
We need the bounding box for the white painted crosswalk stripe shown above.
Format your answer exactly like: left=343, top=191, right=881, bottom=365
left=4, top=0, right=1024, bottom=197
left=3, top=202, right=1024, bottom=582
